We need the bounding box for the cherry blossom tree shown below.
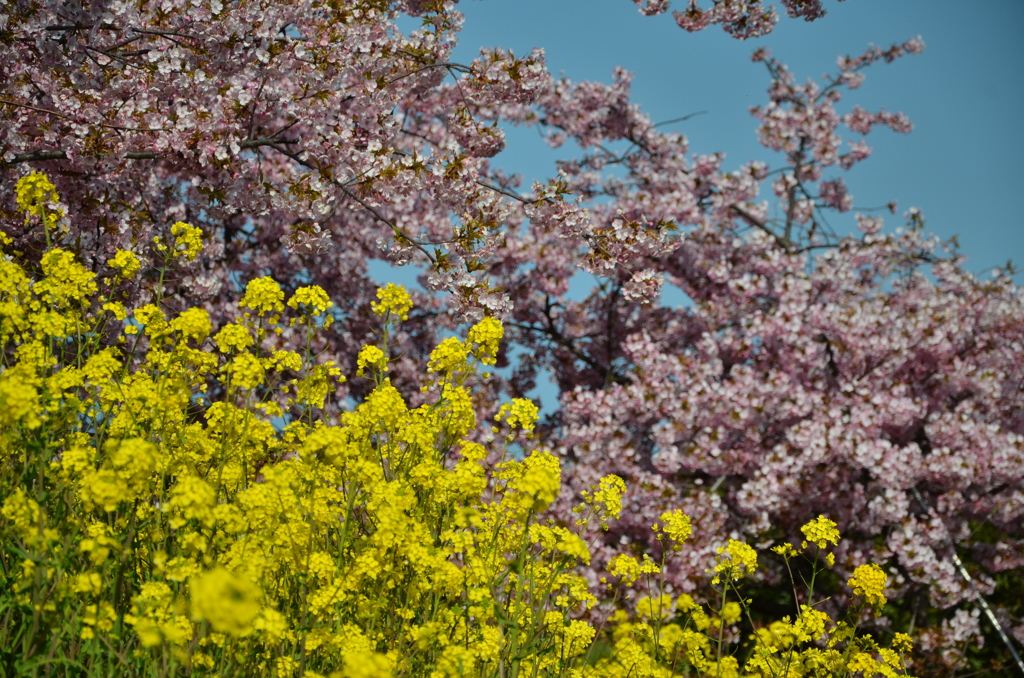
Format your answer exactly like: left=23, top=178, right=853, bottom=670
left=482, top=34, right=1024, bottom=673
left=2, top=0, right=1022, bottom=671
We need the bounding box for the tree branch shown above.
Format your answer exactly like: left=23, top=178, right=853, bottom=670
left=0, top=98, right=170, bottom=132
left=261, top=142, right=441, bottom=264
left=5, top=137, right=299, bottom=165
left=729, top=204, right=792, bottom=251
left=475, top=180, right=529, bottom=204
left=509, top=296, right=628, bottom=387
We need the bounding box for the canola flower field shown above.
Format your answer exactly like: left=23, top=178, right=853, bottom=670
left=2, top=173, right=909, bottom=677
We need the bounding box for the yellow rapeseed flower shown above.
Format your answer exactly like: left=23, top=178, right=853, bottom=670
left=528, top=525, right=591, bottom=564
left=225, top=353, right=265, bottom=389
left=429, top=336, right=469, bottom=374
left=357, top=345, right=387, bottom=376
left=134, top=304, right=170, bottom=338
left=294, top=361, right=344, bottom=408
left=171, top=308, right=212, bottom=342
left=0, top=370, right=42, bottom=429
left=1, top=488, right=41, bottom=538
left=800, top=515, right=840, bottom=550
left=635, top=593, right=673, bottom=621
left=771, top=542, right=799, bottom=558
left=189, top=568, right=262, bottom=636
left=654, top=509, right=693, bottom=552
left=241, top=276, right=285, bottom=316
left=848, top=563, right=888, bottom=608
left=712, top=539, right=758, bottom=584
left=214, top=323, right=254, bottom=353
left=288, top=285, right=333, bottom=314
left=36, top=249, right=97, bottom=306
left=608, top=553, right=660, bottom=585
left=371, top=283, right=413, bottom=320
left=170, top=221, right=203, bottom=261
left=580, top=474, right=627, bottom=529
left=495, top=398, right=539, bottom=434
left=15, top=171, right=64, bottom=229
left=511, top=451, right=560, bottom=512
left=467, top=316, right=503, bottom=365
left=108, top=249, right=142, bottom=280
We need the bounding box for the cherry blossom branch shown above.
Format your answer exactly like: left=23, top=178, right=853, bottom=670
left=5, top=137, right=300, bottom=165
left=400, top=128, right=442, bottom=148
left=603, top=284, right=622, bottom=388
left=386, top=60, right=471, bottom=87
left=475, top=180, right=529, bottom=204
left=0, top=98, right=170, bottom=132
left=43, top=23, right=118, bottom=31
left=262, top=142, right=446, bottom=264
left=511, top=319, right=626, bottom=386
left=728, top=204, right=792, bottom=250
left=910, top=488, right=1024, bottom=676
left=509, top=295, right=628, bottom=386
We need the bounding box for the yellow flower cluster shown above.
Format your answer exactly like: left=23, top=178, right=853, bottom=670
left=0, top=176, right=917, bottom=678
left=467, top=316, right=503, bottom=366
left=651, top=509, right=693, bottom=553
left=15, top=171, right=65, bottom=238
left=801, top=514, right=840, bottom=550
left=38, top=248, right=98, bottom=307
left=189, top=568, right=263, bottom=636
left=578, top=473, right=626, bottom=529
left=357, top=344, right=388, bottom=376
left=849, top=563, right=889, bottom=608
left=711, top=539, right=759, bottom=584
left=608, top=553, right=661, bottom=585
left=495, top=397, right=540, bottom=438
left=600, top=516, right=915, bottom=678
left=289, top=284, right=334, bottom=314
left=428, top=336, right=470, bottom=374
left=371, top=282, right=413, bottom=320
left=771, top=513, right=841, bottom=567
left=170, top=220, right=204, bottom=261
left=108, top=249, right=142, bottom=280
left=241, top=275, right=286, bottom=316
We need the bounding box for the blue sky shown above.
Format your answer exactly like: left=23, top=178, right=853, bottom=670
left=437, top=0, right=1024, bottom=278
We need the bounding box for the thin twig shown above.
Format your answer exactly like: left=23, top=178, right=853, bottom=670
left=262, top=142, right=440, bottom=264
left=729, top=204, right=792, bottom=251
left=653, top=111, right=708, bottom=128
left=475, top=180, right=529, bottom=204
